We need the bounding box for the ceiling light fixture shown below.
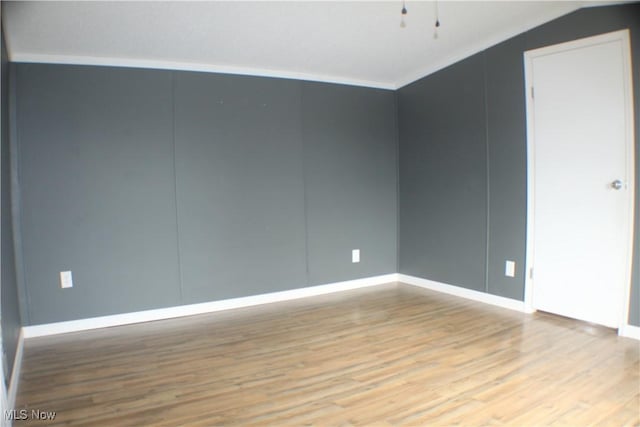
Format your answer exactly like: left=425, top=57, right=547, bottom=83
left=434, top=0, right=441, bottom=39
left=400, top=0, right=407, bottom=28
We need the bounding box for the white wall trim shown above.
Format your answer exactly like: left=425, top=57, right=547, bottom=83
left=10, top=54, right=396, bottom=91
left=7, top=329, right=24, bottom=413
left=398, top=274, right=533, bottom=313
left=19, top=272, right=637, bottom=341
left=23, top=274, right=399, bottom=338
left=618, top=324, right=640, bottom=341
left=523, top=43, right=537, bottom=315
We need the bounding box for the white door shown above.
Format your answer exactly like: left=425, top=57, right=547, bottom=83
left=524, top=30, right=634, bottom=328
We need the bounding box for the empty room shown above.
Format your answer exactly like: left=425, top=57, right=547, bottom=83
left=0, top=1, right=639, bottom=425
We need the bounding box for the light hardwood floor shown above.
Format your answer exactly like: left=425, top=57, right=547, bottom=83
left=14, top=283, right=640, bottom=426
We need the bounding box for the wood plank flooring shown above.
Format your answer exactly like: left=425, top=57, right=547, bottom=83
left=14, top=283, right=640, bottom=426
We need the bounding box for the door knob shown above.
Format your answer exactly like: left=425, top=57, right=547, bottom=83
left=611, top=179, right=623, bottom=190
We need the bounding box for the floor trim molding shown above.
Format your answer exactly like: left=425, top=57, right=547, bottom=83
left=398, top=274, right=532, bottom=313
left=7, top=328, right=24, bottom=412
left=618, top=323, right=640, bottom=340
left=21, top=273, right=635, bottom=342
left=23, top=274, right=399, bottom=338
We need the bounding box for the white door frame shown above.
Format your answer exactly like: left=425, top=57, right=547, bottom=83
left=523, top=29, right=636, bottom=331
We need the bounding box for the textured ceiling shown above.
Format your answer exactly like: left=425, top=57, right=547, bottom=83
left=2, top=1, right=609, bottom=89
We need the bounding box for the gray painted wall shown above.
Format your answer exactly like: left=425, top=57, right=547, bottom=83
left=14, top=66, right=398, bottom=325
left=398, top=4, right=640, bottom=325
left=10, top=3, right=639, bottom=327
left=16, top=65, right=182, bottom=324
left=398, top=54, right=488, bottom=292
left=1, top=25, right=21, bottom=386
left=302, top=83, right=397, bottom=286
left=174, top=72, right=307, bottom=302
left=484, top=35, right=528, bottom=301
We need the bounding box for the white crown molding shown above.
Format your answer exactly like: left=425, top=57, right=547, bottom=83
left=9, top=53, right=396, bottom=91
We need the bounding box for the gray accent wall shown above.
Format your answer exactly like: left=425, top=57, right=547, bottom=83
left=484, top=35, right=528, bottom=301
left=398, top=55, right=488, bottom=292
left=398, top=4, right=640, bottom=325
left=174, top=73, right=307, bottom=302
left=16, top=65, right=182, bottom=324
left=14, top=66, right=398, bottom=325
left=9, top=3, right=639, bottom=328
left=302, top=83, right=397, bottom=286
left=1, top=25, right=21, bottom=385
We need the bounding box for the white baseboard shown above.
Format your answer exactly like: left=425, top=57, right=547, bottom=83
left=398, top=274, right=531, bottom=313
left=618, top=323, right=640, bottom=340
left=7, top=329, right=24, bottom=412
left=23, top=272, right=633, bottom=341
left=23, top=274, right=399, bottom=338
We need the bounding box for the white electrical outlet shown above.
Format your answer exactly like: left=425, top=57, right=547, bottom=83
left=60, top=271, right=73, bottom=288
left=352, top=249, right=360, bottom=263
left=505, top=261, right=515, bottom=278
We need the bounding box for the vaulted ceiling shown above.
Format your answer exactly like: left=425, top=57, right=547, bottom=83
left=1, top=1, right=615, bottom=89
